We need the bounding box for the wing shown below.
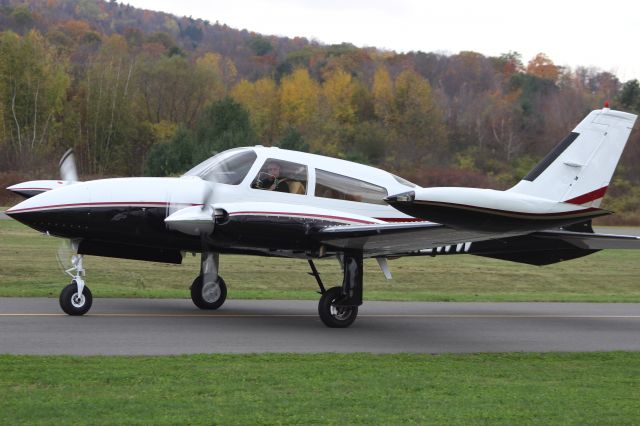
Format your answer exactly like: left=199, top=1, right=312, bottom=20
left=6, top=180, right=73, bottom=198
left=311, top=221, right=527, bottom=257
left=535, top=229, right=640, bottom=249
left=312, top=222, right=640, bottom=263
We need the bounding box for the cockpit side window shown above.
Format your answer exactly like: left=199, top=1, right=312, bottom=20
left=184, top=149, right=257, bottom=185
left=251, top=158, right=308, bottom=195
left=315, top=169, right=388, bottom=205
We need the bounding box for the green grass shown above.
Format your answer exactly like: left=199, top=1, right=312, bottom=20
left=1, top=352, right=639, bottom=425
left=2, top=220, right=640, bottom=301
left=3, top=218, right=640, bottom=425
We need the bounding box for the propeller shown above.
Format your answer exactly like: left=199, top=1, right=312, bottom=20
left=56, top=149, right=80, bottom=272
left=59, top=148, right=78, bottom=182
left=56, top=238, right=75, bottom=271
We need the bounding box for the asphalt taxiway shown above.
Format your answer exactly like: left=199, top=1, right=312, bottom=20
left=1, top=298, right=639, bottom=355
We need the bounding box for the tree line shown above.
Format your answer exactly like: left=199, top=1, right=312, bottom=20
left=0, top=1, right=639, bottom=222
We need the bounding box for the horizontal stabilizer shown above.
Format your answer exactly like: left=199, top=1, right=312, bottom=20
left=535, top=229, right=640, bottom=250
left=469, top=230, right=640, bottom=265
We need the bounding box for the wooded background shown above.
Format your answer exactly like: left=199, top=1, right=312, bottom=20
left=1, top=0, right=639, bottom=222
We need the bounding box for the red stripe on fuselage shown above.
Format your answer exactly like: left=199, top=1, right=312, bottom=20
left=376, top=217, right=426, bottom=223
left=564, top=187, right=608, bottom=205
left=5, top=201, right=190, bottom=214
left=7, top=203, right=380, bottom=226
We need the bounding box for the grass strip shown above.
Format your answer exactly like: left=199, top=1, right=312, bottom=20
left=2, top=220, right=640, bottom=302
left=1, top=352, right=639, bottom=425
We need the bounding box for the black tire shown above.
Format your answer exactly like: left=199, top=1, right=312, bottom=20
left=59, top=282, right=93, bottom=316
left=318, top=286, right=358, bottom=328
left=191, top=275, right=227, bottom=310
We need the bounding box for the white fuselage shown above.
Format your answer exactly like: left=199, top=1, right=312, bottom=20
left=7, top=146, right=420, bottom=224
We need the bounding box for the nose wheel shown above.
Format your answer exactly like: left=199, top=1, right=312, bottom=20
left=59, top=252, right=93, bottom=316
left=59, top=281, right=93, bottom=316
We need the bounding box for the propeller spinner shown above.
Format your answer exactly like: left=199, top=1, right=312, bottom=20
left=164, top=179, right=218, bottom=236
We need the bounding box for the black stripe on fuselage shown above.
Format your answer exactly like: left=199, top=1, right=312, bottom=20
left=387, top=200, right=608, bottom=232
left=523, top=132, right=579, bottom=181
left=411, top=200, right=601, bottom=219
left=7, top=206, right=345, bottom=254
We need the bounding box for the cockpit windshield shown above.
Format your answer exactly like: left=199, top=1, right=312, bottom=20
left=183, top=148, right=257, bottom=184
left=392, top=174, right=417, bottom=188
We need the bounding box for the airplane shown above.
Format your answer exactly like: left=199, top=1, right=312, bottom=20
left=4, top=106, right=640, bottom=328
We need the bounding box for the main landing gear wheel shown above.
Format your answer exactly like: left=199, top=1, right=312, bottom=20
left=318, top=286, right=358, bottom=328
left=191, top=275, right=227, bottom=310
left=59, top=281, right=93, bottom=316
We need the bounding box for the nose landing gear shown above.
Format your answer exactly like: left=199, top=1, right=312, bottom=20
left=59, top=254, right=93, bottom=315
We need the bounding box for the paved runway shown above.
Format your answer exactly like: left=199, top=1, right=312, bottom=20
left=1, top=298, right=639, bottom=355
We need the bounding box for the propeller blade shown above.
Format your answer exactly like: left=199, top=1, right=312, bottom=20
left=59, top=149, right=78, bottom=182
left=201, top=181, right=214, bottom=212
left=56, top=239, right=80, bottom=272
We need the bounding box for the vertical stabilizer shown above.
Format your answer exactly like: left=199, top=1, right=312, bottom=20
left=509, top=108, right=637, bottom=207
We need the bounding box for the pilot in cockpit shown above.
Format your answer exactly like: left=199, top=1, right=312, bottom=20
left=260, top=161, right=290, bottom=192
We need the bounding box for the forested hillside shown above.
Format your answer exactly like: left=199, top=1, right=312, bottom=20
left=1, top=0, right=639, bottom=222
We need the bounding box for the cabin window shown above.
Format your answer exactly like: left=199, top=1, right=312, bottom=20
left=251, top=158, right=308, bottom=195
left=184, top=148, right=257, bottom=185
left=315, top=169, right=388, bottom=205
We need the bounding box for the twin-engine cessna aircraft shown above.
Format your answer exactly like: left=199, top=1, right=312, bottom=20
left=5, top=107, right=640, bottom=327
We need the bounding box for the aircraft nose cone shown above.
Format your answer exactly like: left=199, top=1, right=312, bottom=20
left=4, top=183, right=90, bottom=235
left=4, top=195, right=49, bottom=230
left=5, top=194, right=44, bottom=218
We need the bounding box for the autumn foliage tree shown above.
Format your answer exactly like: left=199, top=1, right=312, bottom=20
left=527, top=52, right=559, bottom=82
left=231, top=77, right=279, bottom=144
left=390, top=69, right=447, bottom=167
left=1, top=0, right=639, bottom=222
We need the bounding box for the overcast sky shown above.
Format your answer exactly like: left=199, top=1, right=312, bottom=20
left=124, top=0, right=640, bottom=81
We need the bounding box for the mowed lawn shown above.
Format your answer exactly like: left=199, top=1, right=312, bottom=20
left=1, top=220, right=639, bottom=302
left=3, top=221, right=640, bottom=425
left=1, top=352, right=639, bottom=425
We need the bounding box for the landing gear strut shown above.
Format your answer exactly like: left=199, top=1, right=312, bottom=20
left=191, top=251, right=227, bottom=310
left=59, top=254, right=93, bottom=315
left=310, top=251, right=363, bottom=328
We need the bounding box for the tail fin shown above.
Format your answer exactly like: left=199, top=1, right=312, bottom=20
left=509, top=107, right=637, bottom=207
